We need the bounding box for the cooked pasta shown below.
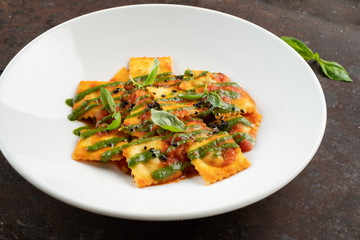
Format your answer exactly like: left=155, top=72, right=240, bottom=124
left=66, top=57, right=262, bottom=187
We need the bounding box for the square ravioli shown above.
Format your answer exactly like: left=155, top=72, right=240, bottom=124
left=186, top=132, right=250, bottom=184
left=67, top=57, right=261, bottom=188
left=122, top=136, right=187, bottom=188
left=73, top=130, right=128, bottom=161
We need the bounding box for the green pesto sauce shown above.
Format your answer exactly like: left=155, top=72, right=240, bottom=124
left=221, top=116, right=252, bottom=131
left=141, top=130, right=157, bottom=139
left=154, top=76, right=176, bottom=83
left=124, top=72, right=172, bottom=86
left=156, top=72, right=173, bottom=78
left=167, top=106, right=197, bottom=113
left=157, top=97, right=183, bottom=103
left=132, top=100, right=153, bottom=111
left=214, top=82, right=240, bottom=87
left=197, top=71, right=209, bottom=77
left=95, top=115, right=112, bottom=128
left=213, top=89, right=240, bottom=99
left=232, top=132, right=255, bottom=144
left=151, top=162, right=190, bottom=180
left=80, top=128, right=107, bottom=139
left=72, top=126, right=90, bottom=136
left=126, top=108, right=147, bottom=119
left=127, top=149, right=160, bottom=167
left=72, top=81, right=121, bottom=103
left=68, top=103, right=100, bottom=121
left=211, top=103, right=240, bottom=115
left=198, top=143, right=238, bottom=159
left=65, top=98, right=73, bottom=107
left=197, top=109, right=211, bottom=118
left=135, top=94, right=151, bottom=103
left=86, top=137, right=127, bottom=152
left=194, top=137, right=208, bottom=142
left=100, top=134, right=173, bottom=162
left=188, top=134, right=232, bottom=160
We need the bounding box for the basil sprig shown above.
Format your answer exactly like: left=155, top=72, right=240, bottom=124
left=143, top=58, right=160, bottom=86
left=130, top=75, right=143, bottom=89
left=150, top=109, right=186, bottom=132
left=281, top=36, right=352, bottom=82
left=106, top=112, right=121, bottom=130
left=100, top=88, right=117, bottom=114
left=130, top=58, right=160, bottom=89
left=99, top=87, right=121, bottom=130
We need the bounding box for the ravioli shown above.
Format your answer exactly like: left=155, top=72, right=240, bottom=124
left=122, top=136, right=185, bottom=188
left=73, top=130, right=128, bottom=161
left=69, top=81, right=124, bottom=120
left=67, top=57, right=261, bottom=188
left=129, top=57, right=173, bottom=78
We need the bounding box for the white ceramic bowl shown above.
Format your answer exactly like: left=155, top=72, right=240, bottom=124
left=0, top=4, right=326, bottom=220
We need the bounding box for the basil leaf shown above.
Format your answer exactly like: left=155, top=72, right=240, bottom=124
left=318, top=59, right=353, bottom=82
left=150, top=109, right=186, bottom=132
left=207, top=92, right=223, bottom=108
left=178, top=93, right=203, bottom=100
left=130, top=75, right=143, bottom=89
left=106, top=112, right=121, bottom=130
left=143, top=58, right=160, bottom=86
left=281, top=36, right=314, bottom=61
left=100, top=88, right=116, bottom=114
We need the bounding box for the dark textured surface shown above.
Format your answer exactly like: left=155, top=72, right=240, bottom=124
left=0, top=0, right=359, bottom=239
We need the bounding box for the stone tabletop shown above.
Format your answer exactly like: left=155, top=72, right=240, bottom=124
left=0, top=1, right=359, bottom=239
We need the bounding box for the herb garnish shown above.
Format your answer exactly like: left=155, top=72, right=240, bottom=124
left=99, top=87, right=121, bottom=130
left=130, top=58, right=160, bottom=89
left=150, top=109, right=186, bottom=132
left=281, top=36, right=352, bottom=82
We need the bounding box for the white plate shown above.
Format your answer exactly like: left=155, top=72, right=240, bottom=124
left=0, top=4, right=326, bottom=220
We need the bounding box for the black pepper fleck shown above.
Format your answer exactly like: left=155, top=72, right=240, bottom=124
left=112, top=88, right=120, bottom=94
left=161, top=94, right=166, bottom=97
left=172, top=90, right=177, bottom=93
left=144, top=146, right=147, bottom=150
